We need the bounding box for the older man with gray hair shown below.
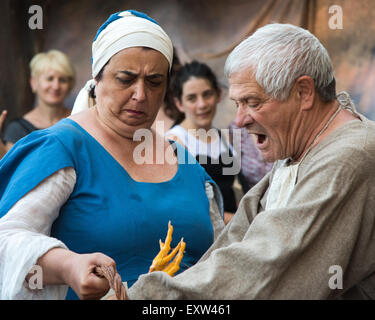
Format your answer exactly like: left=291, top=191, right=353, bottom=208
left=127, top=23, right=375, bottom=300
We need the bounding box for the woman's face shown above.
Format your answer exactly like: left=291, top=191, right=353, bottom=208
left=95, top=47, right=168, bottom=138
left=175, top=77, right=220, bottom=130
left=30, top=69, right=71, bottom=106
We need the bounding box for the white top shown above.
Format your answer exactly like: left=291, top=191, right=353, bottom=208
left=0, top=167, right=76, bottom=299
left=166, top=125, right=233, bottom=160
left=265, top=159, right=299, bottom=210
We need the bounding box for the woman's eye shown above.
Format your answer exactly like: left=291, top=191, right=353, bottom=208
left=148, top=79, right=162, bottom=87
left=117, top=77, right=132, bottom=84
left=203, top=90, right=214, bottom=98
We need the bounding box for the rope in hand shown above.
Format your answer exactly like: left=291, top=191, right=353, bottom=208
left=94, top=265, right=128, bottom=300
left=93, top=222, right=183, bottom=300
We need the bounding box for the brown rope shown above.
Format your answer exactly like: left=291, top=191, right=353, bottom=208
left=94, top=265, right=128, bottom=300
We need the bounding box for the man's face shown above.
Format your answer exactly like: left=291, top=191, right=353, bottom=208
left=229, top=69, right=300, bottom=162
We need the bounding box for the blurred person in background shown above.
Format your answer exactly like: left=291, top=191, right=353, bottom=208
left=167, top=60, right=238, bottom=224
left=2, top=49, right=75, bottom=150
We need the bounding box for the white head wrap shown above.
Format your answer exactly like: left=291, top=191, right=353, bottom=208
left=71, top=10, right=173, bottom=114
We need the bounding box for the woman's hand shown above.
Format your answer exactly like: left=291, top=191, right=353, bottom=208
left=35, top=248, right=117, bottom=300
left=0, top=110, right=7, bottom=158
left=63, top=252, right=117, bottom=300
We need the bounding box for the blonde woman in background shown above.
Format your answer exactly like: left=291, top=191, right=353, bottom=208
left=2, top=50, right=75, bottom=150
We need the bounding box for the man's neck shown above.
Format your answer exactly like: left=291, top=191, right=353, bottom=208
left=293, top=99, right=348, bottom=162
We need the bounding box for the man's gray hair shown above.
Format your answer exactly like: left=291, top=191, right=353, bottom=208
left=224, top=23, right=336, bottom=102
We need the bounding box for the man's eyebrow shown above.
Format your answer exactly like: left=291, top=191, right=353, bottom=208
left=230, top=94, right=260, bottom=102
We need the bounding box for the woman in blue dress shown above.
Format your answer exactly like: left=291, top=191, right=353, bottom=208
left=0, top=10, right=224, bottom=300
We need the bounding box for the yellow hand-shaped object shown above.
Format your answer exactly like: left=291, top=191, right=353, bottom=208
left=149, top=221, right=186, bottom=276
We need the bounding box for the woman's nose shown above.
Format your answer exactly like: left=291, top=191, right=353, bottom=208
left=197, top=96, right=208, bottom=109
left=52, top=79, right=60, bottom=90
left=132, top=80, right=146, bottom=102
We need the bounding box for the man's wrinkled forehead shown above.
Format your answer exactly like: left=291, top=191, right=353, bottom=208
left=228, top=69, right=266, bottom=102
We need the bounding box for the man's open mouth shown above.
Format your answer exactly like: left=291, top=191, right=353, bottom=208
left=256, top=134, right=267, bottom=145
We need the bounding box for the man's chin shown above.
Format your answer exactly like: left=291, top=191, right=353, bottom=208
left=260, top=152, right=275, bottom=163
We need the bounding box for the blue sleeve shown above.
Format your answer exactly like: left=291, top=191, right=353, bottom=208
left=0, top=129, right=75, bottom=217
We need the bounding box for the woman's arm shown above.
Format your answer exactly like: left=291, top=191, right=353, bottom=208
left=0, top=167, right=116, bottom=299
left=0, top=168, right=74, bottom=299
left=34, top=247, right=116, bottom=300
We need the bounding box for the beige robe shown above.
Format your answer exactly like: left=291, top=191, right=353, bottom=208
left=128, top=115, right=375, bottom=299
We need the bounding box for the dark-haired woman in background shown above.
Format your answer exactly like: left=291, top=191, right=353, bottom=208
left=166, top=61, right=238, bottom=224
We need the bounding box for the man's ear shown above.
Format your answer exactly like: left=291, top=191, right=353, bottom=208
left=174, top=97, right=185, bottom=113
left=295, top=75, right=315, bottom=111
